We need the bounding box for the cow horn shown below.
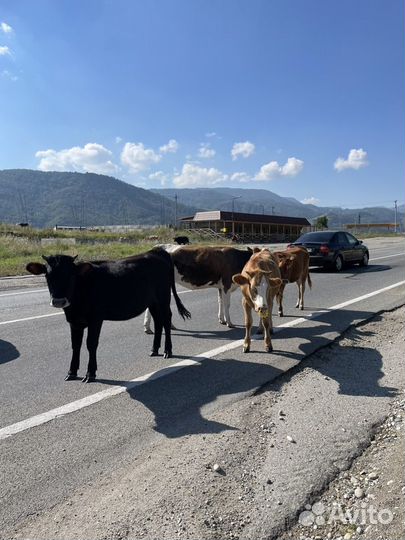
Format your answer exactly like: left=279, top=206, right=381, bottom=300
left=41, top=255, right=50, bottom=263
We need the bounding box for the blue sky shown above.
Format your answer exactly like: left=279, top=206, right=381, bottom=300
left=1, top=0, right=404, bottom=208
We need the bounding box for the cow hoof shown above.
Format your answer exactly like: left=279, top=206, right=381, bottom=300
left=266, top=345, right=273, bottom=353
left=163, top=351, right=172, bottom=359
left=300, top=306, right=304, bottom=311
left=243, top=345, right=250, bottom=353
left=295, top=303, right=299, bottom=309
left=227, top=323, right=236, bottom=329
left=64, top=372, right=78, bottom=381
left=82, top=374, right=96, bottom=383
left=219, top=320, right=227, bottom=325
left=278, top=311, right=283, bottom=317
left=144, top=328, right=154, bottom=335
left=150, top=350, right=159, bottom=357
left=170, top=324, right=177, bottom=330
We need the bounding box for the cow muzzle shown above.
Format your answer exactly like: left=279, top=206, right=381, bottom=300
left=51, top=297, right=70, bottom=309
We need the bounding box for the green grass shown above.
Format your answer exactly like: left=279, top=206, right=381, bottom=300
left=0, top=225, right=229, bottom=277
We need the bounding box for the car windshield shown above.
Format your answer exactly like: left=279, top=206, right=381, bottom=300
left=296, top=232, right=335, bottom=243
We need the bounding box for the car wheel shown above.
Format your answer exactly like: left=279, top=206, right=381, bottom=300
left=334, top=255, right=343, bottom=272
left=359, top=252, right=369, bottom=267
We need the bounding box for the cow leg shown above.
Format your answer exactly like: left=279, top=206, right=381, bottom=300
left=162, top=307, right=173, bottom=359
left=277, top=283, right=285, bottom=317
left=298, top=280, right=305, bottom=310
left=143, top=308, right=154, bottom=334
left=242, top=300, right=253, bottom=353
left=149, top=307, right=163, bottom=356
left=218, top=288, right=226, bottom=325
left=262, top=316, right=273, bottom=352
left=256, top=318, right=264, bottom=335
left=223, top=290, right=235, bottom=328
left=66, top=324, right=84, bottom=380
left=83, top=320, right=103, bottom=383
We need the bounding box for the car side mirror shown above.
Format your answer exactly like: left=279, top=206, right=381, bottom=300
left=358, top=240, right=363, bottom=244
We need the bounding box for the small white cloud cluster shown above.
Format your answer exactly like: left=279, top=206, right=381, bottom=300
left=198, top=143, right=216, bottom=159
left=255, top=157, right=304, bottom=181
left=301, top=197, right=320, bottom=205
left=1, top=22, right=13, bottom=34
left=173, top=163, right=227, bottom=187
left=36, top=143, right=120, bottom=176
left=334, top=148, right=368, bottom=172
left=121, top=142, right=161, bottom=174
left=0, top=45, right=10, bottom=56
left=159, top=139, right=179, bottom=154
left=231, top=141, right=255, bottom=160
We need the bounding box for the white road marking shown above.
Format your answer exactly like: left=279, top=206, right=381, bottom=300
left=0, top=312, right=63, bottom=326
left=0, top=288, right=48, bottom=298
left=1, top=279, right=404, bottom=441
left=369, top=253, right=403, bottom=261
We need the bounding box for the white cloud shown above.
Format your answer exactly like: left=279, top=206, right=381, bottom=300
left=173, top=163, right=228, bottom=187
left=198, top=143, right=216, bottom=159
left=0, top=45, right=11, bottom=56
left=230, top=172, right=250, bottom=183
left=255, top=157, right=304, bottom=181
left=149, top=170, right=169, bottom=186
left=231, top=141, right=255, bottom=160
left=1, top=22, right=12, bottom=34
left=205, top=132, right=217, bottom=138
left=1, top=22, right=13, bottom=34
left=121, top=142, right=161, bottom=173
left=35, top=143, right=119, bottom=175
left=115, top=136, right=122, bottom=144
left=334, top=148, right=368, bottom=172
left=301, top=197, right=320, bottom=205
left=1, top=69, right=17, bottom=81
left=159, top=139, right=179, bottom=154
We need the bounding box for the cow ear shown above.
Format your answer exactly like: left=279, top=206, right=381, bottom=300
left=247, top=247, right=253, bottom=253
left=269, top=277, right=283, bottom=290
left=26, top=262, right=46, bottom=275
left=232, top=273, right=249, bottom=286
left=253, top=247, right=261, bottom=253
left=76, top=262, right=94, bottom=276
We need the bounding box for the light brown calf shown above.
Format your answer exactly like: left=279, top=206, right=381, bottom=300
left=232, top=248, right=282, bottom=353
left=273, top=246, right=312, bottom=317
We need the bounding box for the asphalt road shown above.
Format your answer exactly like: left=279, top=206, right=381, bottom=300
left=0, top=237, right=404, bottom=534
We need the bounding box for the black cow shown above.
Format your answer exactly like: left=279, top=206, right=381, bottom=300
left=173, top=236, right=190, bottom=245
left=26, top=249, right=191, bottom=382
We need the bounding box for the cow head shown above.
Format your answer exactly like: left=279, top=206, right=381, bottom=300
left=26, top=255, right=93, bottom=309
left=277, top=255, right=294, bottom=282
left=232, top=266, right=282, bottom=318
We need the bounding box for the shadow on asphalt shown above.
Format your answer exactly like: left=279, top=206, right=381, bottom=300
left=95, top=308, right=398, bottom=439
left=0, top=339, right=20, bottom=365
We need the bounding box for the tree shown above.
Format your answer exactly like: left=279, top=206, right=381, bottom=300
left=315, top=215, right=328, bottom=229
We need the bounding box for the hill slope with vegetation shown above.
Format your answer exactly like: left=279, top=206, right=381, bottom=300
left=0, top=169, right=197, bottom=228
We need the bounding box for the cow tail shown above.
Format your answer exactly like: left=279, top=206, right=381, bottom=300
left=170, top=261, right=191, bottom=321
left=307, top=270, right=312, bottom=289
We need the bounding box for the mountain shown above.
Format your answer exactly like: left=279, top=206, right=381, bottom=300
left=153, top=187, right=403, bottom=228
left=0, top=170, right=401, bottom=229
left=0, top=169, right=197, bottom=228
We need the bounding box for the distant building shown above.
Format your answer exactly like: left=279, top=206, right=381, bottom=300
left=179, top=210, right=311, bottom=242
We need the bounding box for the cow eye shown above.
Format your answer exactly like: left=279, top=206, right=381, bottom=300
left=251, top=286, right=257, bottom=297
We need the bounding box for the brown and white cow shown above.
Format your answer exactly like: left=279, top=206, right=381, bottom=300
left=273, top=246, right=312, bottom=317
left=232, top=248, right=282, bottom=353
left=143, top=245, right=254, bottom=333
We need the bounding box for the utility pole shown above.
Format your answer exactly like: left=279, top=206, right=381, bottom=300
left=394, top=200, right=398, bottom=233
left=231, top=196, right=242, bottom=235
left=174, top=193, right=178, bottom=229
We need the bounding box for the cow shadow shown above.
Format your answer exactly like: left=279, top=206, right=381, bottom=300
left=0, top=339, right=20, bottom=365
left=98, top=308, right=397, bottom=439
